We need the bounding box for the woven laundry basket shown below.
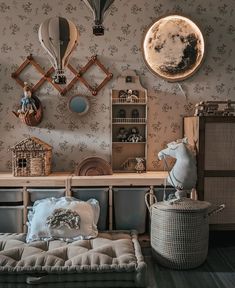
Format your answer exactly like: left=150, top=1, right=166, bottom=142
left=145, top=192, right=225, bottom=270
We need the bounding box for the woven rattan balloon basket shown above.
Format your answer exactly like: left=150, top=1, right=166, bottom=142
left=145, top=192, right=225, bottom=270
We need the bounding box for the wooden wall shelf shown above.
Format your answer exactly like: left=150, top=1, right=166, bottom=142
left=111, top=70, right=148, bottom=172
left=0, top=171, right=167, bottom=187
left=12, top=54, right=113, bottom=96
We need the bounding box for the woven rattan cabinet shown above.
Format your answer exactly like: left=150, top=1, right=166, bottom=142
left=184, top=116, right=235, bottom=229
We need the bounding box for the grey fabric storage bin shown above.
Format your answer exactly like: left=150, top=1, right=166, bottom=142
left=154, top=187, right=176, bottom=202
left=27, top=188, right=66, bottom=203
left=0, top=207, right=23, bottom=232
left=113, top=187, right=148, bottom=234
left=0, top=188, right=24, bottom=233
left=71, top=188, right=109, bottom=231
left=0, top=188, right=23, bottom=203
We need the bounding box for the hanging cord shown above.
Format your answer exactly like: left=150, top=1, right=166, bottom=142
left=177, top=83, right=188, bottom=101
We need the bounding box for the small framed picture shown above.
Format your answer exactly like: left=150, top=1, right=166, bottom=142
left=125, top=76, right=132, bottom=83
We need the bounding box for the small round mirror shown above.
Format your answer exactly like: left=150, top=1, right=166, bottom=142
left=68, top=95, right=90, bottom=115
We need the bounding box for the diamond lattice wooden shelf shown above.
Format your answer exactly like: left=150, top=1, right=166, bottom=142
left=12, top=54, right=113, bottom=96
left=11, top=54, right=53, bottom=93
left=66, top=55, right=113, bottom=96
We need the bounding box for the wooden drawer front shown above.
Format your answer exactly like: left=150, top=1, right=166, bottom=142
left=154, top=187, right=175, bottom=201
left=0, top=188, right=23, bottom=203
left=204, top=177, right=235, bottom=224
left=71, top=188, right=109, bottom=231
left=0, top=207, right=23, bottom=233
left=205, top=123, right=235, bottom=170
left=27, top=188, right=65, bottom=203
left=113, top=187, right=148, bottom=234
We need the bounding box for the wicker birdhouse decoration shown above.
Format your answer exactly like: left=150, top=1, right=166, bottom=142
left=11, top=137, right=52, bottom=177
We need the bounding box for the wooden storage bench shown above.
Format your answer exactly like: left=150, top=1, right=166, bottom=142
left=0, top=172, right=167, bottom=233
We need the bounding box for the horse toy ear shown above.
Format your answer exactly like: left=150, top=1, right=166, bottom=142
left=182, top=137, right=188, bottom=144
left=167, top=141, right=176, bottom=148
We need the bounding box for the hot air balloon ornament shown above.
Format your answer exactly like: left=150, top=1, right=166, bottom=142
left=38, top=17, right=79, bottom=85
left=82, top=0, right=115, bottom=36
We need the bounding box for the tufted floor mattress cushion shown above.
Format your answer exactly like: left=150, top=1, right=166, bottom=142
left=0, top=230, right=146, bottom=287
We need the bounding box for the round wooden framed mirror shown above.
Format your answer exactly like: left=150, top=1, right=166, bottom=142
left=68, top=95, right=90, bottom=115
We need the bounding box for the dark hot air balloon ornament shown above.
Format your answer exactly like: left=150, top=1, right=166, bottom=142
left=82, top=0, right=115, bottom=36
left=38, top=17, right=79, bottom=85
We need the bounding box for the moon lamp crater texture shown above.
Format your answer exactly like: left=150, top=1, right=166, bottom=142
left=143, top=15, right=205, bottom=81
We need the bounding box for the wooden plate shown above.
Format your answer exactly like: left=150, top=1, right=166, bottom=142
left=75, top=157, right=113, bottom=176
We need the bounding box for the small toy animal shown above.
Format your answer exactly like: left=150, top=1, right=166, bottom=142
left=13, top=82, right=37, bottom=117
left=117, top=127, right=128, bottom=142
left=21, top=82, right=37, bottom=113
left=135, top=158, right=145, bottom=173
left=126, top=89, right=139, bottom=103
left=127, top=127, right=143, bottom=142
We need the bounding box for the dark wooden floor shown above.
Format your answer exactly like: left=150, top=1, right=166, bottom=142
left=144, top=231, right=235, bottom=288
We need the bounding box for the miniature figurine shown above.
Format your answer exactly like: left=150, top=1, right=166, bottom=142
left=126, top=89, right=139, bottom=103
left=223, top=100, right=235, bottom=116
left=132, top=90, right=139, bottom=97
left=118, top=90, right=127, bottom=99
left=127, top=127, right=143, bottom=142
left=117, top=127, right=128, bottom=142
left=194, top=100, right=235, bottom=116
left=13, top=82, right=37, bottom=117
left=135, top=158, right=145, bottom=173
left=194, top=101, right=205, bottom=116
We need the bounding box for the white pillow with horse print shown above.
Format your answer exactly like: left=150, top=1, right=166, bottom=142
left=26, top=196, right=100, bottom=242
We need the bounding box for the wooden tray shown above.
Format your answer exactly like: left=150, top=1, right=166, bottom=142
left=75, top=157, right=113, bottom=176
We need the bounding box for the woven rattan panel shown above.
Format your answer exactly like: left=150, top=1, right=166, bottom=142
left=204, top=177, right=235, bottom=224
left=204, top=122, right=235, bottom=170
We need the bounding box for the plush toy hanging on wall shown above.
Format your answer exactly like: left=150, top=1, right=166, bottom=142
left=38, top=17, right=79, bottom=84
left=12, top=82, right=43, bottom=127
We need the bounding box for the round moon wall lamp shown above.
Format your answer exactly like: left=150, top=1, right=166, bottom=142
left=142, top=15, right=205, bottom=82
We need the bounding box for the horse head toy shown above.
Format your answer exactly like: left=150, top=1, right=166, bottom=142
left=158, top=138, right=197, bottom=192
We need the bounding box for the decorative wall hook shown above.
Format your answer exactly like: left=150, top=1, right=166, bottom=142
left=11, top=54, right=113, bottom=96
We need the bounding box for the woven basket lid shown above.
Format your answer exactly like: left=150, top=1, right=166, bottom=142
left=152, top=197, right=211, bottom=212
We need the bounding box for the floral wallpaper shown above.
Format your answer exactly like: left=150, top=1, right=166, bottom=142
left=0, top=0, right=234, bottom=172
